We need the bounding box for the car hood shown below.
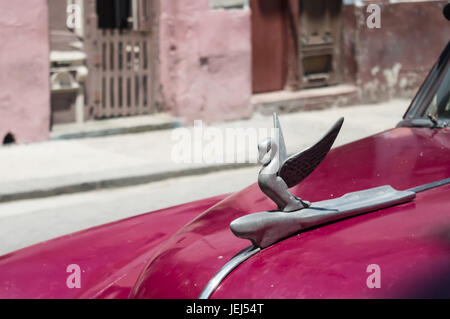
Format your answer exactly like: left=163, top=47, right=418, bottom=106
left=132, top=127, right=450, bottom=298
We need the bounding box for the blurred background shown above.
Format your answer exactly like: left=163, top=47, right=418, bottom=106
left=0, top=0, right=449, bottom=255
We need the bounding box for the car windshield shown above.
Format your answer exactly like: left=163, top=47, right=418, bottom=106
left=423, top=63, right=450, bottom=119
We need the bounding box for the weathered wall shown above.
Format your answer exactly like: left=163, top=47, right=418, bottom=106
left=159, top=0, right=252, bottom=123
left=348, top=0, right=450, bottom=102
left=0, top=0, right=50, bottom=145
left=342, top=4, right=358, bottom=85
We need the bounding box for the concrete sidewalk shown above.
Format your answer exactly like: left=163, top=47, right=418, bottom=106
left=0, top=99, right=409, bottom=203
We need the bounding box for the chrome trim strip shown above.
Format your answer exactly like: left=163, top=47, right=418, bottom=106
left=408, top=178, right=450, bottom=193
left=198, top=246, right=260, bottom=299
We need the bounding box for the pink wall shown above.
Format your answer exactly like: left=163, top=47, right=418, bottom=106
left=0, top=0, right=50, bottom=145
left=159, top=0, right=252, bottom=123
left=345, top=1, right=450, bottom=102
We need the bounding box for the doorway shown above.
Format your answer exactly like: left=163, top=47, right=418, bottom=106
left=84, top=0, right=159, bottom=119
left=250, top=0, right=288, bottom=94
left=250, top=0, right=343, bottom=93
left=298, top=0, right=343, bottom=88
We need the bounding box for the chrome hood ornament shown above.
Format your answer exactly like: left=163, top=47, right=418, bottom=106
left=229, top=114, right=418, bottom=249
left=257, top=114, right=344, bottom=212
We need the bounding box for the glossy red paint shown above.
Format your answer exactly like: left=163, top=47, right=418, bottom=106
left=132, top=127, right=450, bottom=299
left=0, top=194, right=227, bottom=299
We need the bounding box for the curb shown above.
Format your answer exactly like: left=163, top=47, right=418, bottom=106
left=51, top=121, right=182, bottom=140
left=0, top=162, right=257, bottom=203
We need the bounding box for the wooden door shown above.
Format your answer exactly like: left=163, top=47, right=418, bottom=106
left=251, top=0, right=288, bottom=94
left=84, top=0, right=159, bottom=119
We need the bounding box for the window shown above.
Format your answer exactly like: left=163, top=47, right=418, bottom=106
left=97, top=0, right=131, bottom=30
left=96, top=0, right=151, bottom=31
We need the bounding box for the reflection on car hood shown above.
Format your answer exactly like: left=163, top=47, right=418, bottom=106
left=132, top=127, right=450, bottom=299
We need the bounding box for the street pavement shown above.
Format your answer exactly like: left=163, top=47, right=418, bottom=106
left=0, top=99, right=409, bottom=255
left=0, top=166, right=259, bottom=256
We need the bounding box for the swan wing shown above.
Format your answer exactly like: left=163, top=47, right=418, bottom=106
left=278, top=117, right=344, bottom=188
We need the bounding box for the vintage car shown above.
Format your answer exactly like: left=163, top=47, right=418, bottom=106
left=0, top=13, right=449, bottom=302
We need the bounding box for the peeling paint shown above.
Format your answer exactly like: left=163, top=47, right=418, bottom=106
left=349, top=1, right=449, bottom=103
left=399, top=77, right=408, bottom=89
left=383, top=63, right=402, bottom=89
left=383, top=63, right=402, bottom=97
left=363, top=79, right=382, bottom=102
left=371, top=66, right=380, bottom=76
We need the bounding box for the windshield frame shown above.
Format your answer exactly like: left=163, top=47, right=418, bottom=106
left=398, top=41, right=450, bottom=128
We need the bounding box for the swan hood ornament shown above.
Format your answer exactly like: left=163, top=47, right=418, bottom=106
left=229, top=114, right=417, bottom=249
left=257, top=113, right=344, bottom=212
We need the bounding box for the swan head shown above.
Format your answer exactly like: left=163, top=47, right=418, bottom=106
left=258, top=138, right=272, bottom=163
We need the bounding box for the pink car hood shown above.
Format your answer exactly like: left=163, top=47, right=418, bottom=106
left=0, top=127, right=449, bottom=299
left=132, top=127, right=450, bottom=298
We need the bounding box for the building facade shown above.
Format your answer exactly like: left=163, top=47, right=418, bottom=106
left=2, top=0, right=450, bottom=145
